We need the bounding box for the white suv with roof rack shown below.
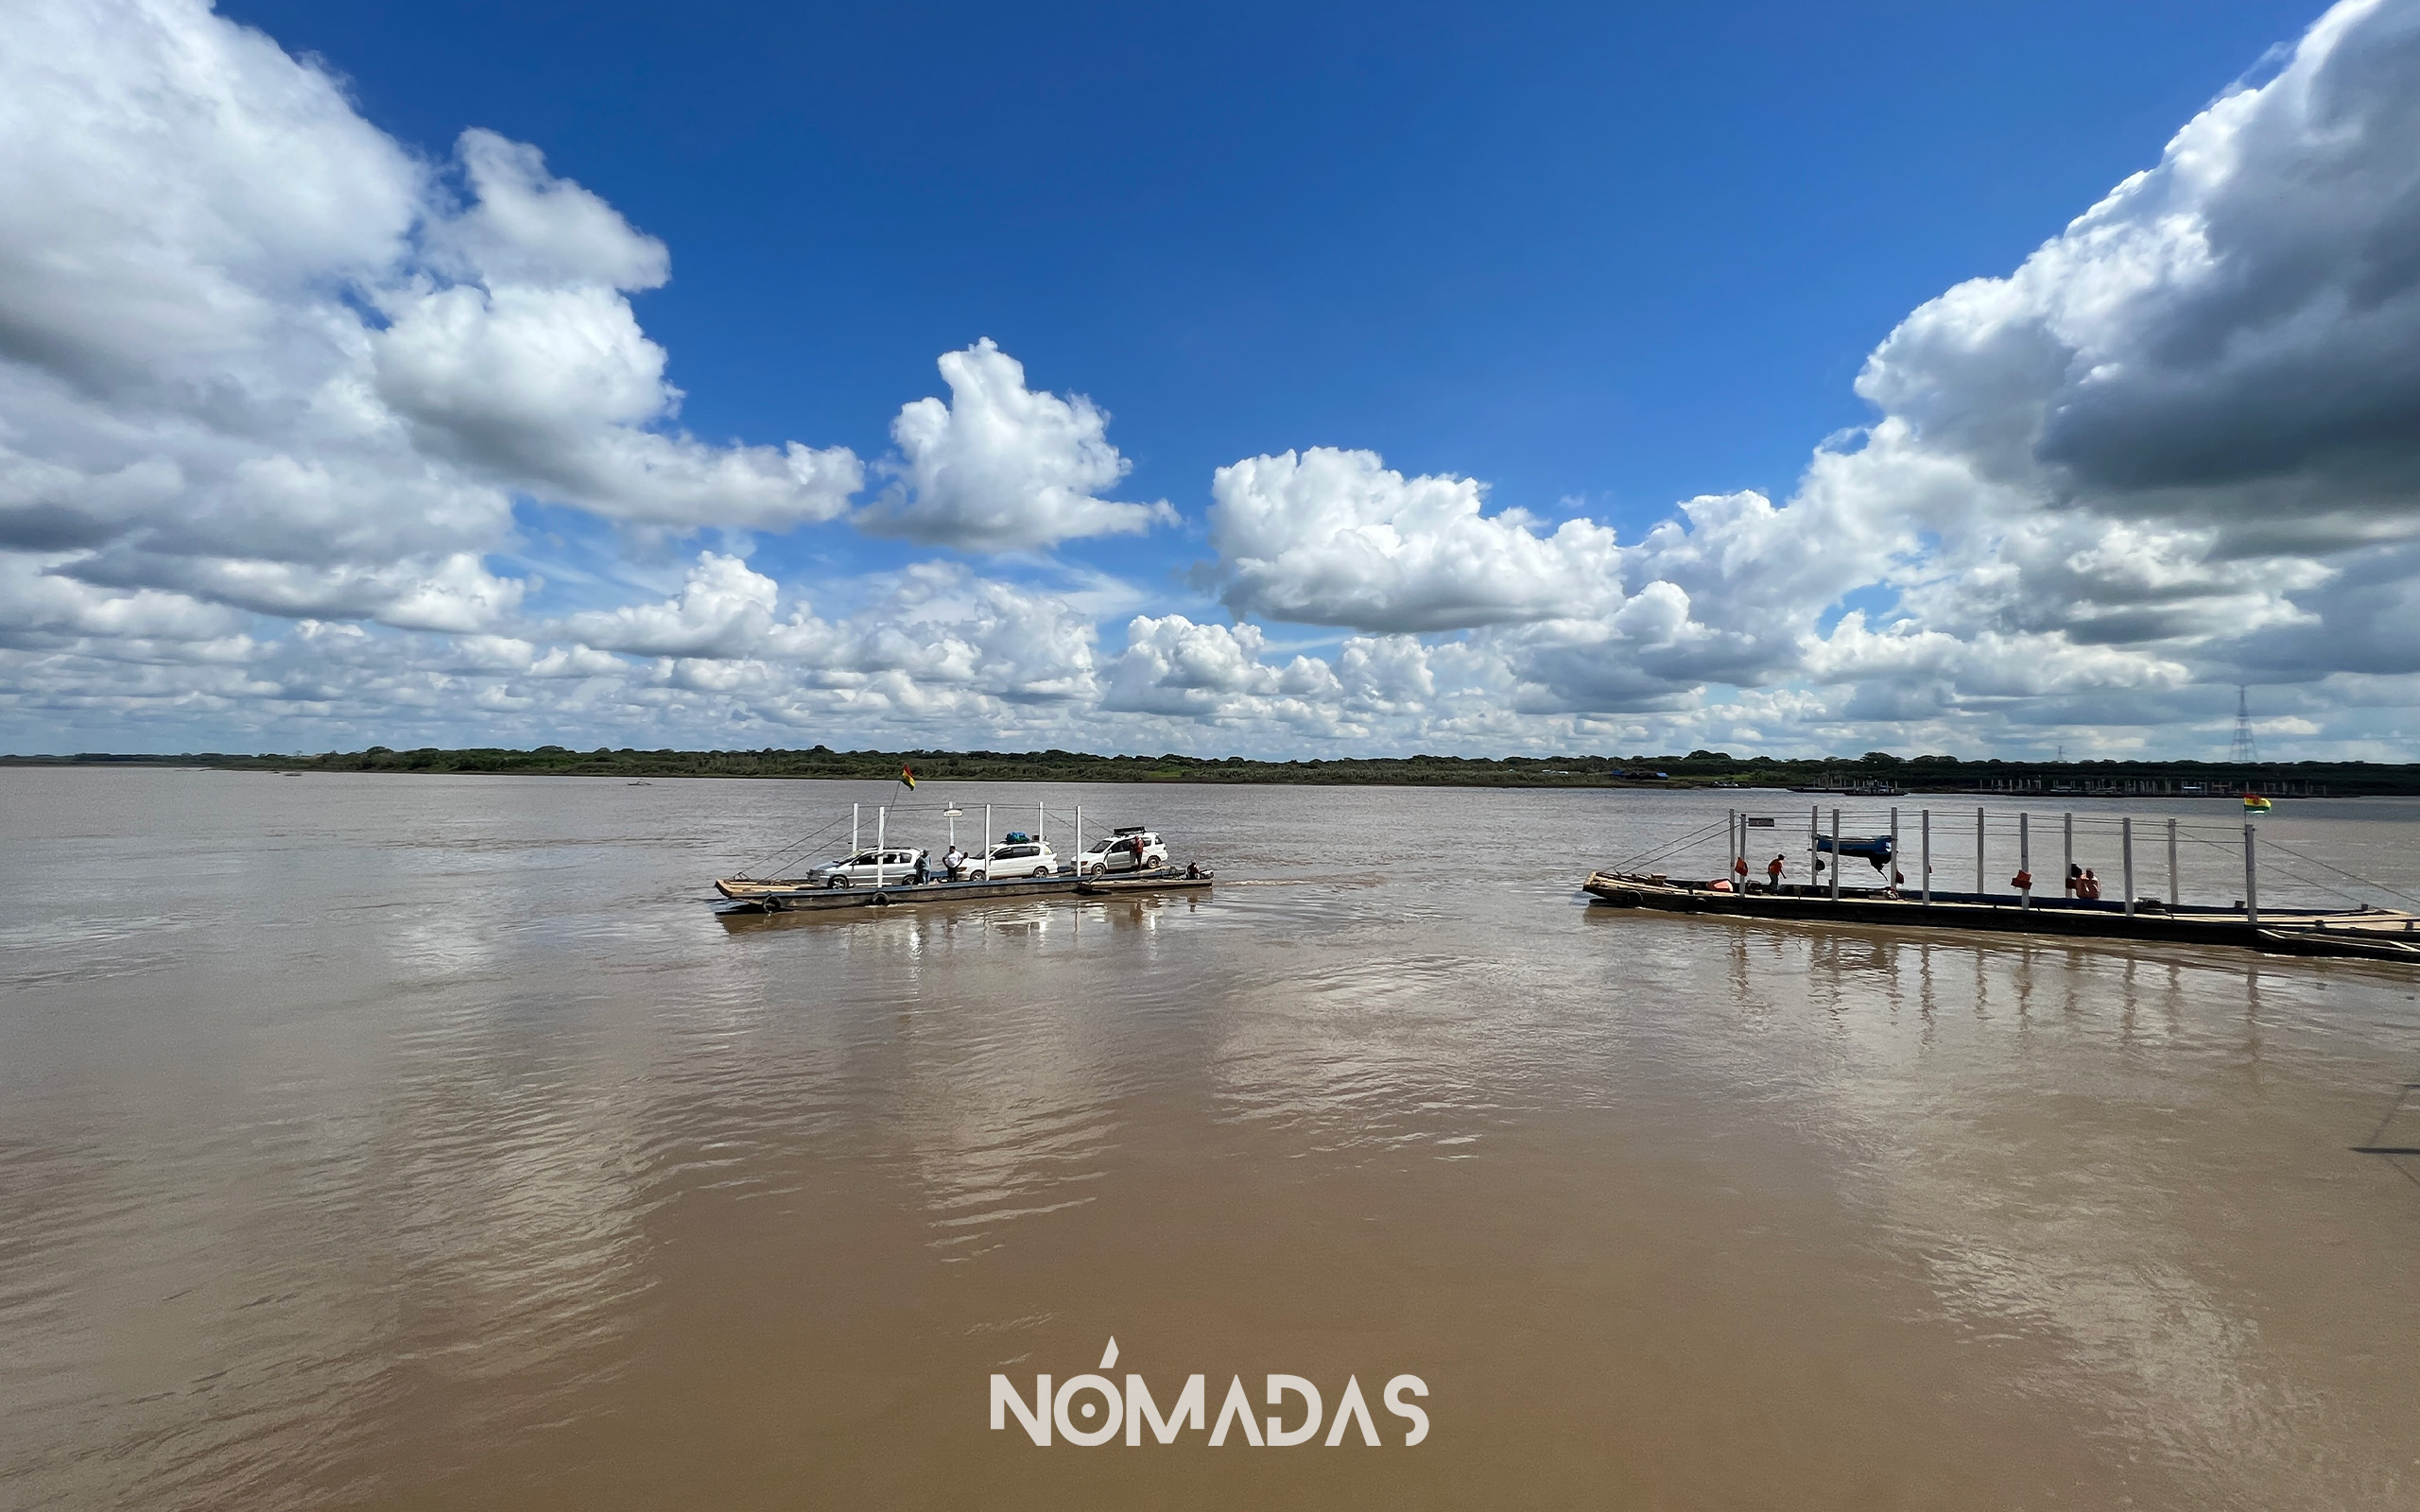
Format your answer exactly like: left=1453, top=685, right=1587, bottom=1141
left=962, top=839, right=1058, bottom=881
left=1077, top=828, right=1167, bottom=876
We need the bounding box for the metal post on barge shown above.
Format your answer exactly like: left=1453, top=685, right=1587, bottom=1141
left=853, top=803, right=860, bottom=857
left=2244, top=823, right=2261, bottom=926
left=1976, top=808, right=1985, bottom=897
left=2178, top=813, right=2197, bottom=909
left=2063, top=813, right=2073, bottom=902
left=1829, top=809, right=1841, bottom=901
left=2019, top=813, right=2031, bottom=910
left=876, top=804, right=887, bottom=887
left=1807, top=807, right=1819, bottom=898
left=1890, top=807, right=1900, bottom=898
left=2122, top=817, right=2135, bottom=919
left=1921, top=810, right=1931, bottom=904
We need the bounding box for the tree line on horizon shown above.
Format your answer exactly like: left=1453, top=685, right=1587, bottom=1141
left=7, top=745, right=2414, bottom=794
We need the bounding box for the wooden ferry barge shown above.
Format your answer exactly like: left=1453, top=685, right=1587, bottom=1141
left=716, top=866, right=1211, bottom=914
left=1582, top=872, right=2420, bottom=962
left=1585, top=801, right=2420, bottom=963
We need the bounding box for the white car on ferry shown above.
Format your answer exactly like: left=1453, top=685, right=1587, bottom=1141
left=809, top=847, right=931, bottom=888
left=961, top=840, right=1058, bottom=881
left=1078, top=828, right=1167, bottom=876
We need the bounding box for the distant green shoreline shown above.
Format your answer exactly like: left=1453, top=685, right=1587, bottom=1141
left=4, top=746, right=2412, bottom=795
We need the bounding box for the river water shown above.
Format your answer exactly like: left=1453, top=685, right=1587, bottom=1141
left=4, top=769, right=2418, bottom=1509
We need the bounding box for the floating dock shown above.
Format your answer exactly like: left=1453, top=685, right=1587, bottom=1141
left=1582, top=871, right=2420, bottom=962
left=716, top=866, right=1212, bottom=914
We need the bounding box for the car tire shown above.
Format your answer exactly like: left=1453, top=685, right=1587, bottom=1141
left=1032, top=867, right=1050, bottom=878
left=826, top=877, right=847, bottom=888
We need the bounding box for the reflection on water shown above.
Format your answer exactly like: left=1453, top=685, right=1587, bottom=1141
left=3, top=771, right=2418, bottom=1509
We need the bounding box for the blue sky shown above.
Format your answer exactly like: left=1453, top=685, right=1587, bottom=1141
left=227, top=0, right=2312, bottom=541
left=6, top=0, right=2418, bottom=758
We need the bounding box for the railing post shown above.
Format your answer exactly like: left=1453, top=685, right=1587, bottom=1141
left=1976, top=807, right=1985, bottom=898
left=1890, top=807, right=1900, bottom=898
left=1829, top=809, right=1841, bottom=901
left=2244, top=823, right=2260, bottom=927
left=2063, top=812, right=2073, bottom=905
left=2019, top=813, right=2031, bottom=910
left=1807, top=806, right=1818, bottom=898
left=2122, top=817, right=2135, bottom=919
left=1921, top=810, right=1931, bottom=904
left=2168, top=816, right=2179, bottom=907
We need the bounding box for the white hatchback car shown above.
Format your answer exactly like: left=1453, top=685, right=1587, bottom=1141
left=1078, top=829, right=1167, bottom=876
left=809, top=848, right=930, bottom=888
left=962, top=840, right=1058, bottom=881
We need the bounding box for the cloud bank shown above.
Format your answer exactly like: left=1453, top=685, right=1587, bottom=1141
left=6, top=0, right=2420, bottom=761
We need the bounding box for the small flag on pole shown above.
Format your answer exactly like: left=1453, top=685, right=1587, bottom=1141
left=899, top=764, right=916, bottom=789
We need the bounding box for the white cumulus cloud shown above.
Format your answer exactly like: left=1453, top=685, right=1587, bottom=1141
left=1209, top=447, right=1624, bottom=631
left=0, top=0, right=861, bottom=656
left=1821, top=0, right=2420, bottom=686
left=1204, top=0, right=2420, bottom=746
left=859, top=338, right=1176, bottom=552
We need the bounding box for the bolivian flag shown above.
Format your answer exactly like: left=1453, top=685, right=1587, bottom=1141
left=2243, top=792, right=2271, bottom=813
left=900, top=765, right=917, bottom=789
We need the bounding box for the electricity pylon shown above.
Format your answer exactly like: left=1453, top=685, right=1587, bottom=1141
left=2230, top=685, right=2259, bottom=765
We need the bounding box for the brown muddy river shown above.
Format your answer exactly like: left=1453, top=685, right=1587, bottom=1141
left=4, top=769, right=2418, bottom=1509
